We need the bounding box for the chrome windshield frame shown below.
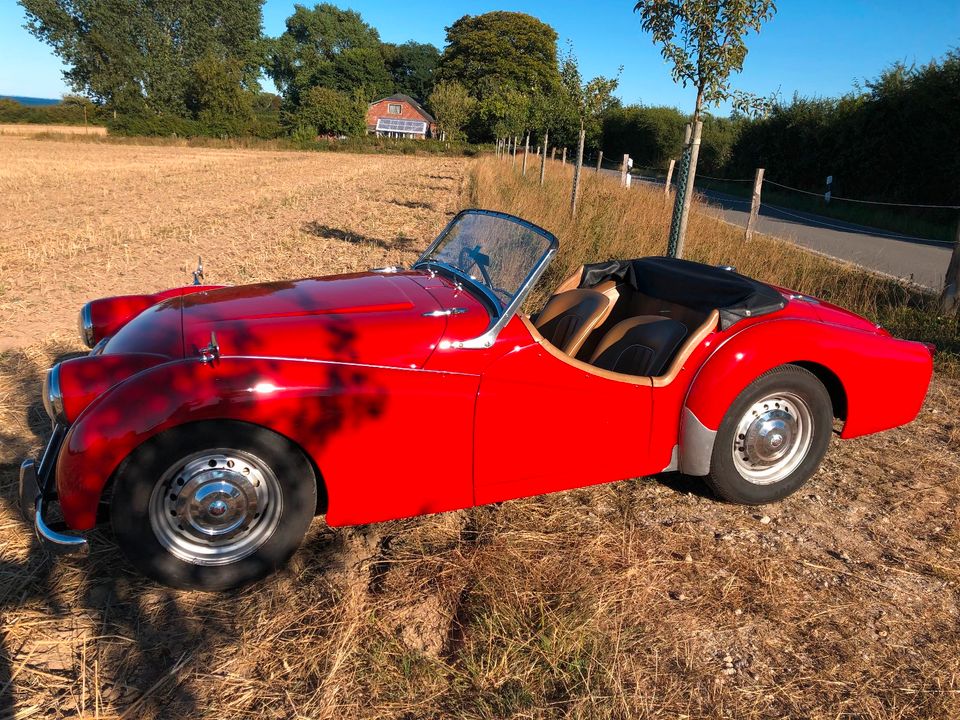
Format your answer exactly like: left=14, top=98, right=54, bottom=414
left=412, top=209, right=558, bottom=349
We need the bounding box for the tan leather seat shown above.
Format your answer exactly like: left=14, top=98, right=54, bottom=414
left=589, top=316, right=688, bottom=377
left=534, top=288, right=611, bottom=356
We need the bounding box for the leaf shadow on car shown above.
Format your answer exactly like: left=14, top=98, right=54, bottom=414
left=0, top=309, right=395, bottom=717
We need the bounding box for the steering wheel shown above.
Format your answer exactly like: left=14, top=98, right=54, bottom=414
left=458, top=245, right=512, bottom=304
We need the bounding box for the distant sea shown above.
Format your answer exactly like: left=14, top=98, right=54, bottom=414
left=0, top=95, right=60, bottom=106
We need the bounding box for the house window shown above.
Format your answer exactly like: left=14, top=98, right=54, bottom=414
left=387, top=103, right=402, bottom=115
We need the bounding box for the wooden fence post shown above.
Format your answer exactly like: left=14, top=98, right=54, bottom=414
left=561, top=147, right=567, bottom=165
left=941, top=217, right=960, bottom=314
left=512, top=136, right=518, bottom=168
left=551, top=147, right=556, bottom=161
left=596, top=151, right=603, bottom=173
left=540, top=132, right=549, bottom=186
left=620, top=154, right=629, bottom=188
left=664, top=159, right=675, bottom=194
left=571, top=128, right=586, bottom=217
left=745, top=167, right=765, bottom=242
left=521, top=135, right=529, bottom=176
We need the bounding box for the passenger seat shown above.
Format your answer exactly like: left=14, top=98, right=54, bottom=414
left=589, top=316, right=688, bottom=377
left=535, top=289, right=612, bottom=356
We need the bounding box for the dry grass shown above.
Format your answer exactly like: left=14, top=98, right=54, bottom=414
left=0, top=124, right=107, bottom=136
left=0, top=139, right=958, bottom=719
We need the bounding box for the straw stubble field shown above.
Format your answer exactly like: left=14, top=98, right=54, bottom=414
left=0, top=136, right=958, bottom=719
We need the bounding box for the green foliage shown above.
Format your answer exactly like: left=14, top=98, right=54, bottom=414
left=633, top=0, right=777, bottom=117
left=601, top=105, right=687, bottom=167
left=383, top=41, right=440, bottom=102
left=0, top=97, right=105, bottom=125
left=559, top=44, right=621, bottom=147
left=266, top=3, right=392, bottom=106
left=20, top=0, right=264, bottom=117
left=288, top=86, right=366, bottom=137
left=428, top=81, right=476, bottom=141
left=437, top=12, right=562, bottom=101
left=724, top=52, right=960, bottom=209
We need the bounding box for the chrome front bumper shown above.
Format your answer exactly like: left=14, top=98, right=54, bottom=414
left=18, top=425, right=88, bottom=554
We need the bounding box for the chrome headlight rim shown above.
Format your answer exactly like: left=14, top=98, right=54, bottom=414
left=42, top=364, right=67, bottom=425
left=79, top=304, right=94, bottom=348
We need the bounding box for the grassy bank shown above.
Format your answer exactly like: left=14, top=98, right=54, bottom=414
left=470, top=157, right=959, bottom=375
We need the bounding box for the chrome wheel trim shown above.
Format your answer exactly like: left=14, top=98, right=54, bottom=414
left=148, top=449, right=282, bottom=566
left=731, top=391, right=814, bottom=486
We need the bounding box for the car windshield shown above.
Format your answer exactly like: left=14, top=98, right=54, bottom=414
left=413, top=210, right=557, bottom=311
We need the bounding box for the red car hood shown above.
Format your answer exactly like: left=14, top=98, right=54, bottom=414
left=106, top=272, right=450, bottom=368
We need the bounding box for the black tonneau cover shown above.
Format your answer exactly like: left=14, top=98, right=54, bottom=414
left=579, top=257, right=786, bottom=330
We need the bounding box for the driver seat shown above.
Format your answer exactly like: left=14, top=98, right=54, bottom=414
left=534, top=289, right=612, bottom=357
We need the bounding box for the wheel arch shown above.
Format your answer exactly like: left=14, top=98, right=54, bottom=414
left=790, top=361, right=847, bottom=421
left=103, top=419, right=330, bottom=517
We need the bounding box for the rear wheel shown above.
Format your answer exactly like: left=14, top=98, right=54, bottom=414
left=706, top=365, right=833, bottom=505
left=110, top=422, right=316, bottom=591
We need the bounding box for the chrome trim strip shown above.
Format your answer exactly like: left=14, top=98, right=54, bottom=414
left=370, top=266, right=402, bottom=273
left=216, top=355, right=480, bottom=378
left=679, top=407, right=717, bottom=477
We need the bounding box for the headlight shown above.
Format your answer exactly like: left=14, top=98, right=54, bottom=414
left=79, top=304, right=95, bottom=348
left=42, top=364, right=67, bottom=425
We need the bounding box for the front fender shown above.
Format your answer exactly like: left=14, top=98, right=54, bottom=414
left=56, top=356, right=478, bottom=530
left=679, top=318, right=932, bottom=476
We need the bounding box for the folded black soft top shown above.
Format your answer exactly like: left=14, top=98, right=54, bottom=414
left=579, top=256, right=786, bottom=330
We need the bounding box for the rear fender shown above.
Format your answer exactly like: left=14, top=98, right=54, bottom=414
left=56, top=356, right=479, bottom=530
left=679, top=318, right=932, bottom=475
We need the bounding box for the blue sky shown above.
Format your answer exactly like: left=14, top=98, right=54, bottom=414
left=2, top=0, right=958, bottom=113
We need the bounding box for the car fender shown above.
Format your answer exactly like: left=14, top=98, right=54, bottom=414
left=56, top=356, right=479, bottom=530
left=678, top=318, right=933, bottom=476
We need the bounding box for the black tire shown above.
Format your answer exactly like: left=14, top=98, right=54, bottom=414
left=706, top=365, right=832, bottom=505
left=110, top=421, right=316, bottom=591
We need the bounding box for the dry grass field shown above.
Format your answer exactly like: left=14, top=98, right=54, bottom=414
left=0, top=124, right=107, bottom=137
left=0, top=136, right=958, bottom=719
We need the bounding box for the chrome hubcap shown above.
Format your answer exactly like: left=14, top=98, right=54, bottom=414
left=149, top=450, right=282, bottom=566
left=732, top=391, right=814, bottom=485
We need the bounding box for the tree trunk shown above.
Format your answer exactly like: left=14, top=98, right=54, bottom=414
left=941, top=217, right=960, bottom=314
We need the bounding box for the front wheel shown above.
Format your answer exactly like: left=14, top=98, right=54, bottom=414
left=110, top=422, right=317, bottom=591
left=706, top=365, right=833, bottom=505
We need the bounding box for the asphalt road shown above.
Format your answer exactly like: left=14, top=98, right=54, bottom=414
left=695, top=188, right=953, bottom=290
left=600, top=167, right=953, bottom=290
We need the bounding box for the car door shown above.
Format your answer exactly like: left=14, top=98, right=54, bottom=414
left=473, top=335, right=657, bottom=506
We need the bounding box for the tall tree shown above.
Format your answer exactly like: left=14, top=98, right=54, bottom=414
left=634, top=0, right=776, bottom=257
left=559, top=45, right=621, bottom=147
left=436, top=12, right=561, bottom=101
left=633, top=0, right=776, bottom=122
left=383, top=41, right=440, bottom=102
left=266, top=3, right=392, bottom=106
left=427, top=81, right=476, bottom=141
left=20, top=0, right=264, bottom=117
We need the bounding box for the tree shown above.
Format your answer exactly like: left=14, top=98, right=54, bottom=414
left=290, top=86, right=366, bottom=137
left=62, top=94, right=94, bottom=129
left=633, top=0, right=776, bottom=121
left=383, top=42, right=440, bottom=102
left=20, top=0, right=264, bottom=117
left=559, top=45, right=620, bottom=147
left=633, top=0, right=776, bottom=257
left=428, top=81, right=476, bottom=141
left=436, top=12, right=562, bottom=101
left=266, top=3, right=392, bottom=107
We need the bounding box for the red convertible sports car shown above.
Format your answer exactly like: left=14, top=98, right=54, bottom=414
left=20, top=209, right=934, bottom=590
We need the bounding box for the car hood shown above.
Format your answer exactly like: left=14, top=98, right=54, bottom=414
left=106, top=273, right=451, bottom=368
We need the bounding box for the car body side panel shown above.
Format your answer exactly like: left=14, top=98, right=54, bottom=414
left=473, top=340, right=657, bottom=505
left=56, top=357, right=479, bottom=530
left=685, top=318, right=933, bottom=440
